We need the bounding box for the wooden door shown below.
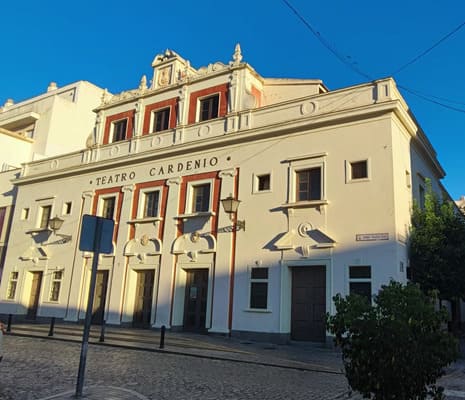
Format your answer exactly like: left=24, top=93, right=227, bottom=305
left=183, top=269, right=208, bottom=332
left=91, top=270, right=109, bottom=324
left=27, top=272, right=43, bottom=319
left=133, top=270, right=155, bottom=328
left=291, top=266, right=326, bottom=342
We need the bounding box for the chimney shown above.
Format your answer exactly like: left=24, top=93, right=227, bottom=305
left=4, top=99, right=14, bottom=108
left=47, top=82, right=58, bottom=92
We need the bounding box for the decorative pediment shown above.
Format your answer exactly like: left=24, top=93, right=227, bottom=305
left=124, top=235, right=162, bottom=257
left=197, top=62, right=229, bottom=75
left=172, top=232, right=216, bottom=255
left=274, top=226, right=335, bottom=254
left=20, top=246, right=50, bottom=261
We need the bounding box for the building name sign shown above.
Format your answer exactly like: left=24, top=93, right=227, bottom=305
left=94, top=156, right=219, bottom=186
left=356, top=233, right=389, bottom=241
left=149, top=156, right=218, bottom=177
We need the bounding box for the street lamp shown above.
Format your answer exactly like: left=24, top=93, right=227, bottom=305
left=49, top=215, right=64, bottom=233
left=48, top=215, right=72, bottom=242
left=221, top=196, right=245, bottom=231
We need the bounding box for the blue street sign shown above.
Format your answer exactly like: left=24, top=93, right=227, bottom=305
left=78, top=214, right=114, bottom=254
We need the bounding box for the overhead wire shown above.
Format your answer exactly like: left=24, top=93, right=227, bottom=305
left=392, top=20, right=465, bottom=75
left=280, top=0, right=465, bottom=114
left=397, top=84, right=465, bottom=114
left=281, top=0, right=373, bottom=81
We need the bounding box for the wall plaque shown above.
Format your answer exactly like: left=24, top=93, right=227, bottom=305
left=356, top=233, right=389, bottom=241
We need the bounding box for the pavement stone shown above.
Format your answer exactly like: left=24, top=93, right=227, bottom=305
left=0, top=335, right=350, bottom=400
left=1, top=326, right=464, bottom=400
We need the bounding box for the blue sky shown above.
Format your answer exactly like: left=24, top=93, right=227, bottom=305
left=2, top=1, right=464, bottom=198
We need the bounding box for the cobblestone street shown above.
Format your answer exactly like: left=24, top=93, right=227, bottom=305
left=0, top=335, right=349, bottom=400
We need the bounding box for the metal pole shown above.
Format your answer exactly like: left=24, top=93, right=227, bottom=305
left=48, top=317, right=56, bottom=337
left=159, top=325, right=166, bottom=349
left=99, top=320, right=106, bottom=343
left=6, top=314, right=12, bottom=332
left=75, top=219, right=103, bottom=398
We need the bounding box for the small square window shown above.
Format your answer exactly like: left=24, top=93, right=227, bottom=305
left=296, top=168, right=321, bottom=201
left=7, top=271, right=19, bottom=300
left=112, top=119, right=127, bottom=142
left=250, top=267, right=269, bottom=309
left=349, top=266, right=371, bottom=279
left=349, top=265, right=372, bottom=303
left=419, top=185, right=426, bottom=209
left=101, top=197, right=116, bottom=219
left=63, top=202, right=72, bottom=215
left=349, top=282, right=372, bottom=300
left=49, top=270, right=63, bottom=302
left=143, top=191, right=160, bottom=218
left=350, top=160, right=368, bottom=180
left=39, top=205, right=52, bottom=229
left=199, top=94, right=219, bottom=122
left=21, top=208, right=30, bottom=220
left=191, top=184, right=210, bottom=213
left=257, top=174, right=270, bottom=191
left=152, top=108, right=170, bottom=132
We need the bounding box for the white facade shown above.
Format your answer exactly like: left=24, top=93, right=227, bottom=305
left=0, top=47, right=446, bottom=342
left=0, top=81, right=105, bottom=167
left=0, top=81, right=105, bottom=279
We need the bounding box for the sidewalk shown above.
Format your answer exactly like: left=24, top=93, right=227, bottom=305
left=5, top=322, right=465, bottom=400
left=6, top=322, right=343, bottom=373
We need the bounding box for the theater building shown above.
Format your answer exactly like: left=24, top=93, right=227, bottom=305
left=0, top=46, right=446, bottom=342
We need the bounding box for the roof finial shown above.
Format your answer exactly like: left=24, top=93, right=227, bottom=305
left=232, top=43, right=243, bottom=66
left=139, top=75, right=147, bottom=90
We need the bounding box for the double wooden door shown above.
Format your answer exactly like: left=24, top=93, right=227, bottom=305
left=27, top=272, right=43, bottom=320
left=91, top=270, right=109, bottom=324
left=183, top=269, right=208, bottom=332
left=291, top=266, right=326, bottom=342
left=133, top=270, right=155, bottom=328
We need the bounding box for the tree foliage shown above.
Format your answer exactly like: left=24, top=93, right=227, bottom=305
left=409, top=185, right=465, bottom=301
left=327, top=281, right=458, bottom=400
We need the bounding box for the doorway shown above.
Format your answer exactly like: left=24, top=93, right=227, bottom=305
left=27, top=272, right=43, bottom=320
left=291, top=266, right=326, bottom=342
left=133, top=270, right=155, bottom=328
left=91, top=270, right=109, bottom=324
left=183, top=269, right=208, bottom=332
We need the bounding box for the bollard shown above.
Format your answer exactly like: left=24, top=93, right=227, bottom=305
left=48, top=317, right=56, bottom=337
left=6, top=314, right=12, bottom=333
left=159, top=325, right=166, bottom=349
left=99, top=320, right=106, bottom=343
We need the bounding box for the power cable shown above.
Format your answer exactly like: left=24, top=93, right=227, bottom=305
left=281, top=0, right=465, bottom=114
left=397, top=84, right=465, bottom=114
left=392, top=20, right=465, bottom=75
left=280, top=0, right=373, bottom=81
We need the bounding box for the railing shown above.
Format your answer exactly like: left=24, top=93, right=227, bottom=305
left=18, top=81, right=390, bottom=180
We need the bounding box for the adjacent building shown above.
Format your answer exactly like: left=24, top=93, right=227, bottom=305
left=0, top=46, right=447, bottom=342
left=456, top=196, right=465, bottom=215
left=0, top=81, right=106, bottom=279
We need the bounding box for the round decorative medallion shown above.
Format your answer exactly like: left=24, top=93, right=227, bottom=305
left=297, top=222, right=313, bottom=237
left=198, top=125, right=211, bottom=137
left=140, top=235, right=149, bottom=246
left=110, top=145, right=120, bottom=156
left=190, top=231, right=200, bottom=243
left=151, top=136, right=162, bottom=147
left=300, top=101, right=317, bottom=116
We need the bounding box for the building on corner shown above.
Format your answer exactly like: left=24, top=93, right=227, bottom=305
left=0, top=46, right=448, bottom=342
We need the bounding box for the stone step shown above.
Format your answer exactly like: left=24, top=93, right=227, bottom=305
left=6, top=323, right=249, bottom=354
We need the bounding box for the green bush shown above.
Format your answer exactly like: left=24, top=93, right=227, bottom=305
left=326, top=281, right=458, bottom=400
